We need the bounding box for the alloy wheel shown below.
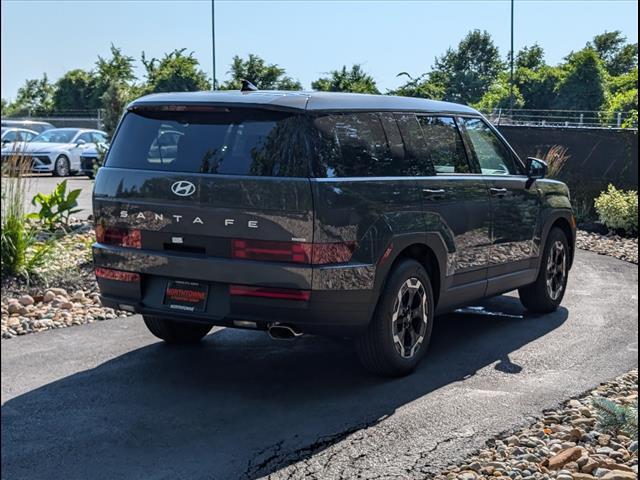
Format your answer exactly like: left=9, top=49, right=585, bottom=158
left=391, top=277, right=429, bottom=359
left=546, top=240, right=567, bottom=301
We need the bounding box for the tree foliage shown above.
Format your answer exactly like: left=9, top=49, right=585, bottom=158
left=472, top=73, right=524, bottom=111
left=515, top=44, right=546, bottom=71
left=53, top=69, right=97, bottom=111
left=142, top=49, right=210, bottom=93
left=6, top=74, right=55, bottom=115
left=387, top=72, right=443, bottom=99
left=311, top=64, right=379, bottom=94
left=429, top=30, right=504, bottom=104
left=554, top=48, right=607, bottom=111
left=590, top=30, right=638, bottom=76
left=221, top=54, right=301, bottom=90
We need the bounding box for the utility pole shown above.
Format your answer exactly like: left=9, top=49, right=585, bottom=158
left=509, top=0, right=514, bottom=114
left=211, top=0, right=216, bottom=90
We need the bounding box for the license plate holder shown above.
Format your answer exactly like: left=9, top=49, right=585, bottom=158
left=163, top=280, right=208, bottom=312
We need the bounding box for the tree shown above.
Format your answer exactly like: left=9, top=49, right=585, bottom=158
left=516, top=44, right=546, bottom=71
left=91, top=45, right=136, bottom=108
left=554, top=49, right=607, bottom=111
left=221, top=54, right=301, bottom=90
left=101, top=81, right=133, bottom=136
left=515, top=65, right=562, bottom=110
left=8, top=74, right=55, bottom=115
left=1, top=98, right=8, bottom=114
left=311, top=64, right=379, bottom=94
left=473, top=73, right=524, bottom=111
left=388, top=72, right=443, bottom=99
left=53, top=69, right=96, bottom=112
left=142, top=49, right=210, bottom=93
left=429, top=30, right=504, bottom=105
left=589, top=31, right=638, bottom=76
left=605, top=68, right=638, bottom=127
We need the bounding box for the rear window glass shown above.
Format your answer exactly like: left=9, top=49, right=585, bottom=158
left=105, top=109, right=310, bottom=177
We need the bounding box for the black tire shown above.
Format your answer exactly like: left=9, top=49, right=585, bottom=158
left=143, top=315, right=212, bottom=344
left=519, top=227, right=569, bottom=313
left=53, top=155, right=70, bottom=177
left=356, top=259, right=435, bottom=377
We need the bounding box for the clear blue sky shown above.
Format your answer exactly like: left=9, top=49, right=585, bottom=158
left=1, top=0, right=638, bottom=101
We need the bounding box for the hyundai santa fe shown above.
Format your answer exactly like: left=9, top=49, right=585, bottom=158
left=92, top=89, right=576, bottom=376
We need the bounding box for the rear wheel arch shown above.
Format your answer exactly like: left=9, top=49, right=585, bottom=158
left=377, top=240, right=444, bottom=310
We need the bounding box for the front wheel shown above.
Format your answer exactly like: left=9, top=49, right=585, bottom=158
left=519, top=227, right=569, bottom=313
left=53, top=155, right=70, bottom=177
left=356, top=259, right=435, bottom=377
left=143, top=315, right=212, bottom=344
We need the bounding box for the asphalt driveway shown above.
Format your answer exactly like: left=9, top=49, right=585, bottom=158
left=1, top=250, right=637, bottom=480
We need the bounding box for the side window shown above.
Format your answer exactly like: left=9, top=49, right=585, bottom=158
left=459, top=118, right=520, bottom=175
left=417, top=116, right=470, bottom=174
left=3, top=131, right=17, bottom=142
left=91, top=132, right=108, bottom=144
left=312, top=113, right=393, bottom=177
left=23, top=131, right=36, bottom=141
left=395, top=113, right=435, bottom=176
left=76, top=132, right=93, bottom=144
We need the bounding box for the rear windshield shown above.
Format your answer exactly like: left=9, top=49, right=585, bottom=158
left=105, top=108, right=311, bottom=177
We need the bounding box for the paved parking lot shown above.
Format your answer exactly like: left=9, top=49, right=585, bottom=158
left=1, top=250, right=637, bottom=480
left=2, top=174, right=94, bottom=219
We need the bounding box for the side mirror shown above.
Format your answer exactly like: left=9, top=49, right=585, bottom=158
left=76, top=139, right=86, bottom=146
left=527, top=157, right=548, bottom=179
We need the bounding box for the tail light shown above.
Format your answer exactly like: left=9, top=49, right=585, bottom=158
left=231, top=239, right=355, bottom=265
left=230, top=285, right=310, bottom=301
left=96, top=226, right=142, bottom=249
left=95, top=267, right=140, bottom=282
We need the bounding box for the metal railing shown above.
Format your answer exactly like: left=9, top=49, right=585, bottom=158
left=483, top=108, right=637, bottom=129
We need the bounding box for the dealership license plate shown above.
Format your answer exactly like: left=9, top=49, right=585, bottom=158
left=163, top=280, right=208, bottom=312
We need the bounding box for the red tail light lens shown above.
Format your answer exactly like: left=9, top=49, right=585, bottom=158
left=96, top=226, right=142, bottom=249
left=95, top=267, right=140, bottom=282
left=231, top=239, right=355, bottom=265
left=229, top=285, right=311, bottom=301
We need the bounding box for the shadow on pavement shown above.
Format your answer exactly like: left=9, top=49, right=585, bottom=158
left=1, top=295, right=568, bottom=480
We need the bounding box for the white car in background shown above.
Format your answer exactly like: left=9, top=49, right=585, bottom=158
left=1, top=127, right=38, bottom=144
left=1, top=128, right=108, bottom=176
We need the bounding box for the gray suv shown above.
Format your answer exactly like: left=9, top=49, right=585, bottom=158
left=92, top=90, right=576, bottom=376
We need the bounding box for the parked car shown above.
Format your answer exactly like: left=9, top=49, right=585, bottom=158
left=92, top=90, right=576, bottom=377
left=80, top=147, right=101, bottom=178
left=1, top=127, right=38, bottom=144
left=1, top=128, right=108, bottom=176
left=1, top=119, right=55, bottom=133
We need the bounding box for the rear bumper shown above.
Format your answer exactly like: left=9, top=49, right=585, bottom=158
left=94, top=244, right=377, bottom=334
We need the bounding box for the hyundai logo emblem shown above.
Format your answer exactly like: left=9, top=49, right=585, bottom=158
left=171, top=180, right=196, bottom=197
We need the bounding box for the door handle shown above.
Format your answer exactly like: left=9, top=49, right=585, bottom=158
left=422, top=188, right=446, bottom=200
left=490, top=187, right=508, bottom=197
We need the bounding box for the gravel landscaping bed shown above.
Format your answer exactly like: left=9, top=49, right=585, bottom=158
left=435, top=369, right=638, bottom=480
left=1, top=220, right=133, bottom=339
left=577, top=230, right=638, bottom=265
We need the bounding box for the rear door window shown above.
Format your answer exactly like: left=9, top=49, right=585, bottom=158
left=416, top=116, right=471, bottom=174
left=395, top=114, right=435, bottom=176
left=311, top=113, right=396, bottom=177
left=105, top=109, right=310, bottom=177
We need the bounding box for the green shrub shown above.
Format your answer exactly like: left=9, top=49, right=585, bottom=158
left=592, top=397, right=638, bottom=440
left=1, top=154, right=53, bottom=281
left=594, top=185, right=638, bottom=234
left=28, top=180, right=82, bottom=231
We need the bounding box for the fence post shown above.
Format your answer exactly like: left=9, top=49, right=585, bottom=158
left=579, top=113, right=584, bottom=127
left=97, top=109, right=102, bottom=130
left=617, top=112, right=622, bottom=128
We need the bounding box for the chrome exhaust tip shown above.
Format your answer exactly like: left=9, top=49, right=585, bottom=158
left=267, top=323, right=303, bottom=340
